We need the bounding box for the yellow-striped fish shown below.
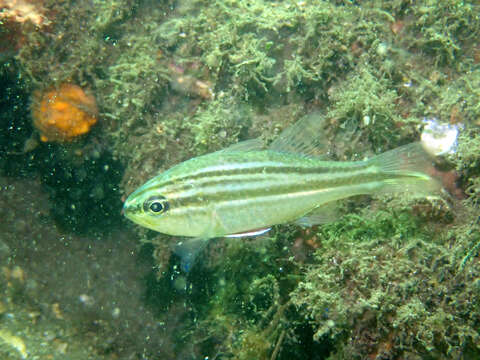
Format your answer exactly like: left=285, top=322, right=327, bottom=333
left=123, top=113, right=439, bottom=240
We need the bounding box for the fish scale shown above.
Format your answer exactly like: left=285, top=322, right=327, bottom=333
left=124, top=141, right=437, bottom=238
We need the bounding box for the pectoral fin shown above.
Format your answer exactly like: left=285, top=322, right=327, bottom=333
left=173, top=237, right=209, bottom=272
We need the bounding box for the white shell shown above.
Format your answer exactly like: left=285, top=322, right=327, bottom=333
left=421, top=118, right=461, bottom=156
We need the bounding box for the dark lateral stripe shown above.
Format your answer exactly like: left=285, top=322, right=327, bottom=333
left=172, top=172, right=401, bottom=207
left=162, top=170, right=354, bottom=195
left=170, top=169, right=429, bottom=218
left=169, top=180, right=383, bottom=217
left=163, top=160, right=365, bottom=183
left=136, top=161, right=369, bottom=198
left=173, top=168, right=430, bottom=209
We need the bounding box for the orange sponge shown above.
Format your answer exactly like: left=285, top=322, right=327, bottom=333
left=32, top=84, right=98, bottom=142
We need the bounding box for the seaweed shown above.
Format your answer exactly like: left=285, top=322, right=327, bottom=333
left=6, top=0, right=480, bottom=358
left=292, top=206, right=480, bottom=358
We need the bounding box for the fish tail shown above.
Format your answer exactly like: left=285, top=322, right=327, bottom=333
left=368, top=142, right=441, bottom=196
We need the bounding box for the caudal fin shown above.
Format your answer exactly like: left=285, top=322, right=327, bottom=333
left=368, top=142, right=441, bottom=196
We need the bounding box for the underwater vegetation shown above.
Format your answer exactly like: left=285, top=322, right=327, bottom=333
left=292, top=207, right=480, bottom=359
left=0, top=0, right=479, bottom=359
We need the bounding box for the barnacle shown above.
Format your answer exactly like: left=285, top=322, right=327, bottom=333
left=31, top=84, right=98, bottom=143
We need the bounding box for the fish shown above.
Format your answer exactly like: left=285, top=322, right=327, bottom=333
left=123, top=112, right=440, bottom=242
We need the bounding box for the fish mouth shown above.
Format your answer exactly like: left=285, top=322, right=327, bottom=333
left=123, top=207, right=145, bottom=227
left=122, top=204, right=132, bottom=218
left=122, top=196, right=140, bottom=220
left=122, top=198, right=156, bottom=229
left=123, top=204, right=138, bottom=218
left=123, top=210, right=158, bottom=232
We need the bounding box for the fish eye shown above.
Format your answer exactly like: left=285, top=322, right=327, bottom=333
left=150, top=201, right=164, bottom=213
left=143, top=195, right=169, bottom=214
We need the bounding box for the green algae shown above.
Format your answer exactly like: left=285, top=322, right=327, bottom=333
left=155, top=0, right=388, bottom=98
left=325, top=64, right=404, bottom=150
left=407, top=0, right=480, bottom=66
left=6, top=0, right=480, bottom=358
left=453, top=128, right=480, bottom=207
left=290, top=205, right=480, bottom=358
left=190, top=97, right=253, bottom=152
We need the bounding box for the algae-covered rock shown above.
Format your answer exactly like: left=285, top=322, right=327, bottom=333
left=3, top=0, right=480, bottom=359
left=291, top=207, right=480, bottom=359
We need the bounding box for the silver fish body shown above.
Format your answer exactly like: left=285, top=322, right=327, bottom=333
left=123, top=142, right=437, bottom=238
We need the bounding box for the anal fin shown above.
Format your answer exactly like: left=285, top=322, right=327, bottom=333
left=294, top=202, right=340, bottom=227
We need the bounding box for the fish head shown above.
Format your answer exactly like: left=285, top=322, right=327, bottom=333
left=123, top=172, right=210, bottom=237
left=123, top=175, right=173, bottom=233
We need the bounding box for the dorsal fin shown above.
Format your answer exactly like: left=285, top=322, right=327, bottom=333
left=269, top=112, right=331, bottom=158
left=220, top=138, right=265, bottom=152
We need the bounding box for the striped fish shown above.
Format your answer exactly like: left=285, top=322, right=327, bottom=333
left=123, top=113, right=439, bottom=240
